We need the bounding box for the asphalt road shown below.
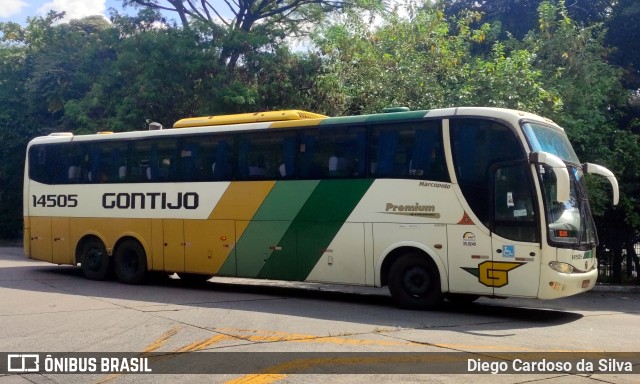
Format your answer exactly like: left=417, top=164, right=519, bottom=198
left=0, top=246, right=638, bottom=384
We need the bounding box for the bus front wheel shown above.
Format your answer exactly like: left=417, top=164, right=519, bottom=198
left=114, top=239, right=147, bottom=284
left=388, top=253, right=443, bottom=310
left=81, top=238, right=111, bottom=281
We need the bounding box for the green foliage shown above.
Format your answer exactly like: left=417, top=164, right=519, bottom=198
left=442, top=0, right=617, bottom=38
left=0, top=37, right=34, bottom=237
left=312, top=3, right=558, bottom=115
left=515, top=1, right=626, bottom=217
left=120, top=0, right=384, bottom=75
left=605, top=0, right=640, bottom=79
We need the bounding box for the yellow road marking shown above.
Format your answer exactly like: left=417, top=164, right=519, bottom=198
left=176, top=334, right=232, bottom=352
left=94, top=326, right=181, bottom=384
left=210, top=328, right=543, bottom=350
left=224, top=355, right=477, bottom=384
left=211, top=327, right=414, bottom=347
left=96, top=325, right=583, bottom=384
left=144, top=326, right=181, bottom=352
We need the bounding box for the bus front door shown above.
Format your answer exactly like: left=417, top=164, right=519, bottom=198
left=490, top=236, right=540, bottom=297
left=489, top=162, right=541, bottom=298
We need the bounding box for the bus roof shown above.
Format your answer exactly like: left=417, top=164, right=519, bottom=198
left=27, top=107, right=560, bottom=145
left=173, top=107, right=557, bottom=129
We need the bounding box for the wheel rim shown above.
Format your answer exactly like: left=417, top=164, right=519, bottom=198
left=402, top=266, right=431, bottom=297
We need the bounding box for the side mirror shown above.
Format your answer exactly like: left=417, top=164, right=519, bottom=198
left=583, top=163, right=619, bottom=205
left=529, top=152, right=570, bottom=203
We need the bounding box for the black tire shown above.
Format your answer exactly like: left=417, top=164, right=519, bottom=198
left=446, top=293, right=480, bottom=305
left=114, top=239, right=147, bottom=284
left=80, top=238, right=111, bottom=280
left=177, top=273, right=213, bottom=285
left=388, top=253, right=443, bottom=310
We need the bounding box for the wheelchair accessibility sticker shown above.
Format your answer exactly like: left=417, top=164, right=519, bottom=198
left=502, top=245, right=515, bottom=258
left=462, top=261, right=525, bottom=287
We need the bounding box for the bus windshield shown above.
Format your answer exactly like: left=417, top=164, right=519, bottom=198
left=539, top=164, right=597, bottom=248
left=524, top=122, right=597, bottom=248
left=523, top=122, right=580, bottom=164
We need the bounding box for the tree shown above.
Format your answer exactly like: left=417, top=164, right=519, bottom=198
left=121, top=0, right=373, bottom=72
left=442, top=0, right=616, bottom=38
left=80, top=17, right=228, bottom=131
left=312, top=3, right=557, bottom=115
left=605, top=0, right=640, bottom=84
left=0, top=12, right=76, bottom=237
left=0, top=44, right=32, bottom=238
left=523, top=1, right=636, bottom=284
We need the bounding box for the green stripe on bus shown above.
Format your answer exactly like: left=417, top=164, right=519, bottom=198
left=362, top=110, right=431, bottom=123
left=226, top=180, right=319, bottom=278
left=257, top=179, right=373, bottom=281
left=317, top=110, right=429, bottom=126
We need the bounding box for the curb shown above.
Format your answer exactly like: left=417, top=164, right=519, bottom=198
left=592, top=284, right=640, bottom=294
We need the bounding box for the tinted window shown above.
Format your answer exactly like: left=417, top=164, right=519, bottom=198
left=369, top=121, right=447, bottom=181
left=450, top=118, right=524, bottom=227
left=29, top=143, right=86, bottom=184
left=29, top=144, right=56, bottom=184
left=86, top=141, right=129, bottom=183
left=129, top=138, right=177, bottom=182
left=29, top=119, right=451, bottom=185
left=237, top=131, right=297, bottom=179
left=180, top=135, right=233, bottom=181
left=299, top=127, right=366, bottom=179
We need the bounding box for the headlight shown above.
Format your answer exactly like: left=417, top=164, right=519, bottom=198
left=548, top=261, right=586, bottom=274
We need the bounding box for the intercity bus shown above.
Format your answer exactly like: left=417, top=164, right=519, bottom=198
left=23, top=107, right=619, bottom=309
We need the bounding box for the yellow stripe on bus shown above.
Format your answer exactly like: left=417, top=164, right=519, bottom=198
left=207, top=181, right=276, bottom=271
left=208, top=181, right=275, bottom=221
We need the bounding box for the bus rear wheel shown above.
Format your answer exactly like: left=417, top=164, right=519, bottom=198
left=80, top=238, right=111, bottom=280
left=388, top=253, right=442, bottom=310
left=114, top=239, right=147, bottom=284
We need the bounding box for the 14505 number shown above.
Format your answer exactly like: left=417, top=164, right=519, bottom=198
left=32, top=194, right=78, bottom=208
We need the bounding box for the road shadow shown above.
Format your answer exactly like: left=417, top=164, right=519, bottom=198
left=0, top=253, right=589, bottom=332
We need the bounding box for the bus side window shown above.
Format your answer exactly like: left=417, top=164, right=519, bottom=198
left=237, top=131, right=296, bottom=180
left=180, top=142, right=198, bottom=180
left=281, top=136, right=296, bottom=178
left=213, top=139, right=231, bottom=180
left=299, top=134, right=319, bottom=178
left=412, top=125, right=447, bottom=181
left=110, top=147, right=125, bottom=181
left=237, top=139, right=251, bottom=179
left=181, top=135, right=231, bottom=181
left=154, top=140, right=177, bottom=181
left=130, top=139, right=176, bottom=182
left=29, top=144, right=55, bottom=184
left=372, top=130, right=398, bottom=176
left=300, top=127, right=365, bottom=179
left=62, top=143, right=85, bottom=184
left=369, top=121, right=446, bottom=181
